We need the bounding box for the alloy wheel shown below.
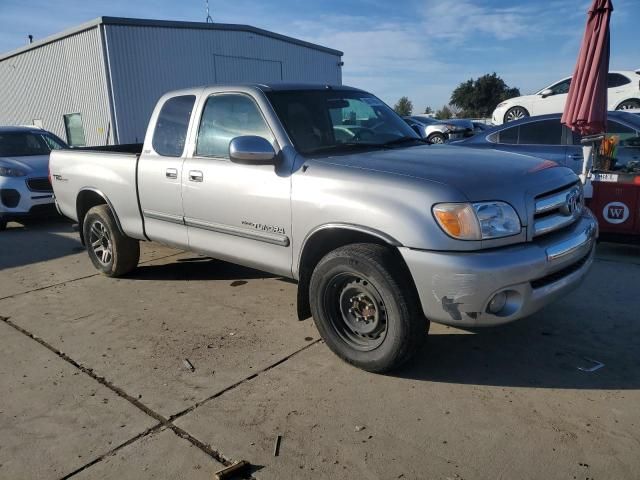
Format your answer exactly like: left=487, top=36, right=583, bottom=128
left=89, top=220, right=113, bottom=266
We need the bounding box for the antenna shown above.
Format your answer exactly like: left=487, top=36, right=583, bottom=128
left=205, top=0, right=213, bottom=23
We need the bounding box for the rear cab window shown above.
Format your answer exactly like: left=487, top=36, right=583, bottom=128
left=152, top=95, right=196, bottom=157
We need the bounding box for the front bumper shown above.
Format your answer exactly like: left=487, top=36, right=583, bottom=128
left=0, top=176, right=55, bottom=220
left=400, top=211, right=598, bottom=327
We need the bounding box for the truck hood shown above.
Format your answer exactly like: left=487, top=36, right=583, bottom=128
left=314, top=144, right=571, bottom=201
left=0, top=155, right=50, bottom=176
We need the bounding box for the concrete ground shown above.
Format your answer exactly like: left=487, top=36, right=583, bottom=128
left=1, top=217, right=639, bottom=480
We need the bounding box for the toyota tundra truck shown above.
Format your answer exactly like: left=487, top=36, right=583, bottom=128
left=50, top=84, right=597, bottom=373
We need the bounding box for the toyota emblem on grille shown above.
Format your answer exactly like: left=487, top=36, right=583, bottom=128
left=562, top=188, right=581, bottom=216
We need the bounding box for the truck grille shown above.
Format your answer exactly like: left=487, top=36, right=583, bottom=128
left=26, top=177, right=53, bottom=192
left=533, top=182, right=584, bottom=237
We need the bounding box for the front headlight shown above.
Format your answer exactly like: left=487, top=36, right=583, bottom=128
left=433, top=201, right=521, bottom=240
left=0, top=166, right=27, bottom=177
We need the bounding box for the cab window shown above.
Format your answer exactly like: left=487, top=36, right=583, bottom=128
left=549, top=79, right=571, bottom=95
left=196, top=94, right=274, bottom=158
left=607, top=73, right=631, bottom=88
left=152, top=95, right=196, bottom=157
left=518, top=120, right=563, bottom=145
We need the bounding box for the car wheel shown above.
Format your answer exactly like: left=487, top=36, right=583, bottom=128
left=83, top=205, right=140, bottom=277
left=616, top=99, right=640, bottom=110
left=310, top=243, right=429, bottom=373
left=427, top=132, right=446, bottom=144
left=504, top=106, right=529, bottom=123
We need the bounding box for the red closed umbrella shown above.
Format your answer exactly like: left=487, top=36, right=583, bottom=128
left=561, top=0, right=613, bottom=136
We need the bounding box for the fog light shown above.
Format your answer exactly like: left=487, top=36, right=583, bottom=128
left=488, top=292, right=507, bottom=314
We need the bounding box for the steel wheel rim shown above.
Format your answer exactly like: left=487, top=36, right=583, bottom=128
left=324, top=273, right=387, bottom=351
left=506, top=108, right=526, bottom=122
left=89, top=220, right=113, bottom=266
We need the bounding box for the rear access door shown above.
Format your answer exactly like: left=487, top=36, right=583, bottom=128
left=138, top=94, right=197, bottom=248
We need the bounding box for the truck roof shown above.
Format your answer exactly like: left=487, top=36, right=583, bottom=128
left=159, top=83, right=367, bottom=99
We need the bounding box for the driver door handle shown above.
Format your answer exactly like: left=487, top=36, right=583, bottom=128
left=189, top=170, right=203, bottom=182
left=570, top=153, right=583, bottom=160
left=165, top=168, right=178, bottom=179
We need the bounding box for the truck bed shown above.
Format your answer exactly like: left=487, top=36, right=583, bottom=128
left=50, top=148, right=146, bottom=240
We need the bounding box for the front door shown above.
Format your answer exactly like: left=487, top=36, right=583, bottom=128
left=138, top=94, right=196, bottom=248
left=181, top=92, right=292, bottom=276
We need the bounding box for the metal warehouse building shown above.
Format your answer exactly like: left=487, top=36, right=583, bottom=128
left=0, top=17, right=343, bottom=145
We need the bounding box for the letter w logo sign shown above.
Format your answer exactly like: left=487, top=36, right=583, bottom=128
left=608, top=207, right=625, bottom=219
left=603, top=202, right=629, bottom=224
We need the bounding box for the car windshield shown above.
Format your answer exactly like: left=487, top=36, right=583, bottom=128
left=266, top=90, right=420, bottom=155
left=0, top=132, right=66, bottom=157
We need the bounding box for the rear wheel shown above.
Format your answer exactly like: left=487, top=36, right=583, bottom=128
left=83, top=205, right=139, bottom=277
left=504, top=106, right=529, bottom=123
left=427, top=132, right=446, bottom=144
left=616, top=99, right=640, bottom=110
left=310, top=243, right=429, bottom=373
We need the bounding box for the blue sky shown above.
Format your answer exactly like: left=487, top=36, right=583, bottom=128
left=1, top=0, right=637, bottom=112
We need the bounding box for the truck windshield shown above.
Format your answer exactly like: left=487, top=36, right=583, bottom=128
left=266, top=90, right=421, bottom=155
left=0, top=132, right=66, bottom=157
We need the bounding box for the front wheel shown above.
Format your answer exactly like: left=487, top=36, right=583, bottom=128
left=504, top=106, right=529, bottom=123
left=427, top=132, right=446, bottom=144
left=83, top=205, right=140, bottom=277
left=310, top=243, right=429, bottom=373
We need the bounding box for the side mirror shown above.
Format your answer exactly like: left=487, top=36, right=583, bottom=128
left=229, top=136, right=276, bottom=165
left=540, top=88, right=553, bottom=98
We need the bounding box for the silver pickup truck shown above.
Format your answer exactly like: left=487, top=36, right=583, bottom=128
left=51, top=83, right=597, bottom=373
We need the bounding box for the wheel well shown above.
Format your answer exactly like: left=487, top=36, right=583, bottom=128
left=76, top=190, right=119, bottom=245
left=615, top=98, right=640, bottom=109
left=296, top=227, right=409, bottom=320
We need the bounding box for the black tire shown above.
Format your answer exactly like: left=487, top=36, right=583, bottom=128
left=503, top=106, right=529, bottom=123
left=83, top=205, right=140, bottom=277
left=427, top=132, right=446, bottom=144
left=310, top=243, right=429, bottom=373
left=616, top=99, right=640, bottom=110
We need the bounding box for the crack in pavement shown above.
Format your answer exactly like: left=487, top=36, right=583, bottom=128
left=0, top=314, right=321, bottom=480
left=0, top=251, right=184, bottom=302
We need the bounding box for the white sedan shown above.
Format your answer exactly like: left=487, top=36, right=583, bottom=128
left=492, top=70, right=640, bottom=125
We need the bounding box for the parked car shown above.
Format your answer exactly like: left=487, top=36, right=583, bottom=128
left=0, top=126, right=67, bottom=230
left=50, top=83, right=596, bottom=373
left=404, top=116, right=473, bottom=143
left=492, top=71, right=640, bottom=125
left=453, top=111, right=640, bottom=173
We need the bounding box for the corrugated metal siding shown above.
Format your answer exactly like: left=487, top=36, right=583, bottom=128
left=0, top=27, right=113, bottom=146
left=105, top=25, right=342, bottom=143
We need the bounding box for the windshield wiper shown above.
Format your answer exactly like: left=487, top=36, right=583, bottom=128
left=381, top=136, right=429, bottom=147
left=304, top=142, right=387, bottom=155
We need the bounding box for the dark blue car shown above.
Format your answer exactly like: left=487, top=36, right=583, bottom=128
left=454, top=111, right=640, bottom=173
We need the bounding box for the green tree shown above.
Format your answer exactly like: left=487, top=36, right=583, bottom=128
left=393, top=96, right=413, bottom=116
left=424, top=106, right=434, bottom=115
left=435, top=105, right=453, bottom=120
left=450, top=73, right=520, bottom=118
